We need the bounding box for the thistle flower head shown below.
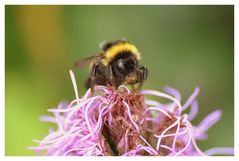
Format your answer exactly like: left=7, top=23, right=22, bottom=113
left=29, top=70, right=234, bottom=156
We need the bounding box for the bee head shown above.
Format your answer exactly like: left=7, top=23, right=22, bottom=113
left=111, top=52, right=138, bottom=76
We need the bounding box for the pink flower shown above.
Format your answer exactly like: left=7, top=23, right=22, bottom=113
left=29, top=70, right=234, bottom=156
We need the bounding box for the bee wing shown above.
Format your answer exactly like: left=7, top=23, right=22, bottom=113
left=75, top=54, right=103, bottom=68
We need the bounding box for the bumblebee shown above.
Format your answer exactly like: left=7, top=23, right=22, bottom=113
left=75, top=39, right=148, bottom=93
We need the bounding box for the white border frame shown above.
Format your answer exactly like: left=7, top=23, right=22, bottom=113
left=1, top=1, right=237, bottom=161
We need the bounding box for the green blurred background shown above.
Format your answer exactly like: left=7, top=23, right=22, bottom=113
left=5, top=5, right=234, bottom=156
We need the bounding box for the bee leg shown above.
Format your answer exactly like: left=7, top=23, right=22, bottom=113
left=90, top=64, right=99, bottom=94
left=136, top=66, right=148, bottom=91
left=108, top=65, right=115, bottom=87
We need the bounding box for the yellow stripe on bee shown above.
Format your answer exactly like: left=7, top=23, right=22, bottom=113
left=102, top=43, right=141, bottom=65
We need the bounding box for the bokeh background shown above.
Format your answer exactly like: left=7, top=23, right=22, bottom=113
left=5, top=5, right=234, bottom=156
